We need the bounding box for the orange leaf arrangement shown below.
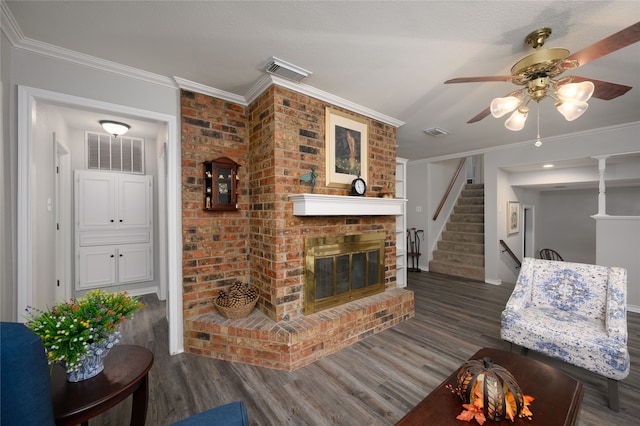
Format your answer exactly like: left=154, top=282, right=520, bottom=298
left=446, top=357, right=535, bottom=424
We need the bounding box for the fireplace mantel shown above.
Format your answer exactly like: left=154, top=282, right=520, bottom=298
left=289, top=193, right=406, bottom=216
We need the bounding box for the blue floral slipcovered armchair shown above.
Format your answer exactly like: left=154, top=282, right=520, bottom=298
left=501, top=257, right=629, bottom=411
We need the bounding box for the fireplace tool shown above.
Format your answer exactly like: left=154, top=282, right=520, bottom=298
left=407, top=228, right=423, bottom=272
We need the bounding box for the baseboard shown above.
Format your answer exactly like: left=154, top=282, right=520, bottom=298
left=628, top=304, right=640, bottom=314
left=484, top=278, right=502, bottom=285
left=127, top=286, right=159, bottom=298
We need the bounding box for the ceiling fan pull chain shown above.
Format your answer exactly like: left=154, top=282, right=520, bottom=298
left=535, top=104, right=542, bottom=147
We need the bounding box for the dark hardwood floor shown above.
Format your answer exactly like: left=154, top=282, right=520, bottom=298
left=92, top=271, right=639, bottom=425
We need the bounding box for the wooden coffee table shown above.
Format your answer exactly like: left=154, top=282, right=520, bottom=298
left=51, top=345, right=154, bottom=426
left=395, top=347, right=583, bottom=425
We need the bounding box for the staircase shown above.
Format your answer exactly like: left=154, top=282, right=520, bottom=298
left=429, top=183, right=485, bottom=281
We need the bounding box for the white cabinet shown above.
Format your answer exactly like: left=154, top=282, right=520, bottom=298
left=78, top=246, right=117, bottom=288
left=76, top=171, right=151, bottom=230
left=75, top=170, right=153, bottom=290
left=118, top=244, right=153, bottom=284
left=396, top=158, right=408, bottom=288
left=77, top=244, right=153, bottom=290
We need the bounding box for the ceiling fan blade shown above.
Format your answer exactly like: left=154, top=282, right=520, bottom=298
left=565, top=21, right=640, bottom=68
left=559, top=76, right=633, bottom=100
left=564, top=76, right=633, bottom=100
left=445, top=76, right=513, bottom=84
left=467, top=106, right=492, bottom=124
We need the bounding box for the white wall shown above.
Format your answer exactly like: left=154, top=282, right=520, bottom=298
left=407, top=158, right=464, bottom=271
left=33, top=102, right=71, bottom=308
left=538, top=189, right=598, bottom=264
left=484, top=123, right=640, bottom=284
left=607, top=186, right=640, bottom=216
left=596, top=217, right=640, bottom=312
left=1, top=30, right=12, bottom=320
left=533, top=186, right=640, bottom=265
left=4, top=45, right=179, bottom=321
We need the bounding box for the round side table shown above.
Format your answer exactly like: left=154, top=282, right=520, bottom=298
left=51, top=344, right=154, bottom=426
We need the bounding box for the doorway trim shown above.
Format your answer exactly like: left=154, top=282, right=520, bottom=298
left=54, top=134, right=71, bottom=302
left=522, top=204, right=535, bottom=259
left=17, top=85, right=183, bottom=354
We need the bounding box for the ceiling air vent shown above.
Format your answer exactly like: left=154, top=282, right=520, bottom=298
left=423, top=127, right=450, bottom=137
left=262, top=57, right=312, bottom=82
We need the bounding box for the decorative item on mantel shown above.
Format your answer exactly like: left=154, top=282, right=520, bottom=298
left=447, top=357, right=534, bottom=424
left=379, top=184, right=394, bottom=198
left=214, top=281, right=259, bottom=319
left=25, top=289, right=144, bottom=382
left=299, top=167, right=318, bottom=193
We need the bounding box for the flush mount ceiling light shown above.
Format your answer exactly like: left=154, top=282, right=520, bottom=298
left=445, top=23, right=640, bottom=143
left=262, top=56, right=312, bottom=82
left=99, top=120, right=130, bottom=137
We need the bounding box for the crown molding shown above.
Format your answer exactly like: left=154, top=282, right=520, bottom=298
left=413, top=121, right=640, bottom=164
left=2, top=2, right=176, bottom=89
left=175, top=73, right=405, bottom=128
left=244, top=75, right=405, bottom=128
left=24, top=38, right=176, bottom=89
left=173, top=77, right=247, bottom=106
left=4, top=1, right=403, bottom=127
left=1, top=1, right=23, bottom=46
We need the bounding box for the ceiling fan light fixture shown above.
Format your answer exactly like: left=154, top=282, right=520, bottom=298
left=556, top=81, right=595, bottom=103
left=504, top=107, right=528, bottom=131
left=490, top=96, right=521, bottom=118
left=556, top=100, right=589, bottom=121
left=99, top=120, right=130, bottom=137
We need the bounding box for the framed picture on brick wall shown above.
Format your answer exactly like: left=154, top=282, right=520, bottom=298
left=325, top=107, right=368, bottom=188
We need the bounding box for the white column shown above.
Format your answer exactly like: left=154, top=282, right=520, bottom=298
left=592, top=155, right=609, bottom=217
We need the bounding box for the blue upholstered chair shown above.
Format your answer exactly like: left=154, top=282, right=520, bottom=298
left=171, top=401, right=249, bottom=425
left=1, top=322, right=56, bottom=425
left=1, top=321, right=249, bottom=425
left=501, top=258, right=630, bottom=411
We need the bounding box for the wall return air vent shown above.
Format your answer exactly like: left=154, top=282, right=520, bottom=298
left=262, top=57, right=313, bottom=82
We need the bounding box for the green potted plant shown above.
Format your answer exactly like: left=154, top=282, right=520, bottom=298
left=25, top=289, right=144, bottom=381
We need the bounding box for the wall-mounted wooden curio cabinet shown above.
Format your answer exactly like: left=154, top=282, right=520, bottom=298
left=203, top=157, right=239, bottom=211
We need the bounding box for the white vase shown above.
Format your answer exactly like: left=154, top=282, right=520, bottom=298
left=65, top=331, right=120, bottom=382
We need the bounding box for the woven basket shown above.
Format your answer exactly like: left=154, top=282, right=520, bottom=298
left=214, top=295, right=258, bottom=319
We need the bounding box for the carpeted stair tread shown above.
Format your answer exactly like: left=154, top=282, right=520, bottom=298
left=428, top=259, right=485, bottom=281
left=429, top=183, right=485, bottom=281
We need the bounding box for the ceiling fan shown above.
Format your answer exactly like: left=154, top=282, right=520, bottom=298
left=445, top=22, right=640, bottom=130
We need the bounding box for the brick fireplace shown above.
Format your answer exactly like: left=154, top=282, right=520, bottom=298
left=181, top=85, right=414, bottom=370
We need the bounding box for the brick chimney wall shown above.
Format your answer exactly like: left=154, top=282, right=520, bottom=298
left=180, top=90, right=250, bottom=319
left=181, top=86, right=413, bottom=369
left=181, top=86, right=399, bottom=321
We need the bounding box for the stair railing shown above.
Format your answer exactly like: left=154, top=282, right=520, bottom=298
left=499, top=239, right=521, bottom=269
left=433, top=157, right=466, bottom=221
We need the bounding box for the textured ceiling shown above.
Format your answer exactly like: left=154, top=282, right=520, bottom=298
left=5, top=1, right=640, bottom=161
